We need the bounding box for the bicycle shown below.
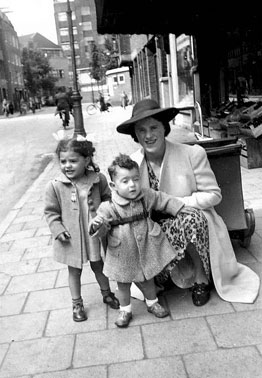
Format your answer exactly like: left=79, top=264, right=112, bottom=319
left=86, top=102, right=100, bottom=115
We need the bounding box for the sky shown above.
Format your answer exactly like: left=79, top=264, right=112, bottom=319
left=0, top=0, right=58, bottom=44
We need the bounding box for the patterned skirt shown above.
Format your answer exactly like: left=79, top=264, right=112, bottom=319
left=154, top=206, right=211, bottom=289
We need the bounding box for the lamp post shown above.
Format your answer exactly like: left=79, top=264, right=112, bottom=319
left=66, top=0, right=86, bottom=136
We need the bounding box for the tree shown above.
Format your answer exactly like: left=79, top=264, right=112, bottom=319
left=21, top=48, right=57, bottom=96
left=89, top=39, right=118, bottom=82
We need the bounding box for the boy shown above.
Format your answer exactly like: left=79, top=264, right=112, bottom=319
left=89, top=154, right=184, bottom=327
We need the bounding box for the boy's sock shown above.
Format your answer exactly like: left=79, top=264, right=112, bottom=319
left=145, top=298, right=158, bottom=307
left=120, top=304, right=132, bottom=313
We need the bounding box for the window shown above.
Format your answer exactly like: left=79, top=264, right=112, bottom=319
left=82, top=22, right=92, bottom=31
left=81, top=6, right=90, bottom=15
left=58, top=11, right=76, bottom=21
left=118, top=74, right=125, bottom=83
left=61, top=43, right=70, bottom=51
left=81, top=15, right=89, bottom=22
left=113, top=76, right=118, bottom=83
left=60, top=28, right=68, bottom=36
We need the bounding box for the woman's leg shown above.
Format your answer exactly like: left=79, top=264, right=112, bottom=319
left=115, top=282, right=132, bottom=327
left=186, top=243, right=209, bottom=285
left=90, top=260, right=119, bottom=309
left=68, top=266, right=87, bottom=322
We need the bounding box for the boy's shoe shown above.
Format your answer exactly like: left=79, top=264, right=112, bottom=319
left=73, top=303, right=87, bottom=322
left=103, top=292, right=120, bottom=309
left=147, top=302, right=169, bottom=318
left=115, top=311, right=133, bottom=328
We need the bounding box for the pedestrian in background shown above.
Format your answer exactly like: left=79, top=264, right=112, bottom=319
left=121, top=91, right=129, bottom=109
left=44, top=135, right=119, bottom=322
left=89, top=154, right=185, bottom=327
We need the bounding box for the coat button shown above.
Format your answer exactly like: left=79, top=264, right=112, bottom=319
left=90, top=206, right=95, bottom=211
left=137, top=235, right=142, bottom=241
left=88, top=199, right=93, bottom=205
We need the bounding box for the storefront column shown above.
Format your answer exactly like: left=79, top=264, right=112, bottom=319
left=169, top=34, right=179, bottom=106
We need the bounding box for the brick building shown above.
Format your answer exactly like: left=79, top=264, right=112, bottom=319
left=0, top=10, right=24, bottom=113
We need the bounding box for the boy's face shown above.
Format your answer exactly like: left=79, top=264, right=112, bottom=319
left=110, top=167, right=141, bottom=200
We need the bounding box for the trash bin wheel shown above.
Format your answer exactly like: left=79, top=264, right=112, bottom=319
left=240, top=208, right=255, bottom=248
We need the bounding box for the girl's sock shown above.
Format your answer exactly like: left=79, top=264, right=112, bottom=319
left=120, top=304, right=132, bottom=313
left=145, top=298, right=158, bottom=307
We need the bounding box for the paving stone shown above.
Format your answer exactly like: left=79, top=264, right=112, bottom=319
left=1, top=229, right=36, bottom=243
left=142, top=318, right=217, bottom=358
left=0, top=335, right=74, bottom=376
left=55, top=264, right=96, bottom=287
left=183, top=346, right=262, bottom=378
left=5, top=271, right=57, bottom=294
left=37, top=257, right=64, bottom=272
left=166, top=286, right=234, bottom=319
left=23, top=219, right=48, bottom=230
left=46, top=282, right=108, bottom=336
left=11, top=235, right=50, bottom=250
left=0, top=293, right=27, bottom=316
left=24, top=287, right=69, bottom=312
left=73, top=327, right=143, bottom=367
left=0, top=242, right=12, bottom=253
left=0, top=259, right=39, bottom=276
left=34, top=366, right=107, bottom=378
left=0, top=344, right=8, bottom=366
left=0, top=248, right=25, bottom=264
left=0, top=273, right=10, bottom=295
left=0, top=312, right=47, bottom=343
left=207, top=310, right=262, bottom=347
left=22, top=246, right=52, bottom=260
left=35, top=227, right=51, bottom=237
left=108, top=356, right=187, bottom=378
left=5, top=223, right=24, bottom=234
left=13, top=214, right=42, bottom=224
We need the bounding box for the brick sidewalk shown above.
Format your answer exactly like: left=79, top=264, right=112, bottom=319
left=0, top=106, right=262, bottom=377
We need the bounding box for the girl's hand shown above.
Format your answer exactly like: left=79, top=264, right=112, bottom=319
left=57, top=231, right=71, bottom=242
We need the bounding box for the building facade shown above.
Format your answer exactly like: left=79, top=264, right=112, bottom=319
left=0, top=10, right=24, bottom=113
left=53, top=0, right=115, bottom=102
left=19, top=32, right=70, bottom=93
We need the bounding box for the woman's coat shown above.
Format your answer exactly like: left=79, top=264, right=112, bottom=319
left=131, top=139, right=260, bottom=303
left=44, top=171, right=111, bottom=269
left=91, top=188, right=184, bottom=282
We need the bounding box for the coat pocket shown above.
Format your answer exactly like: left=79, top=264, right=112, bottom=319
left=148, top=222, right=162, bottom=237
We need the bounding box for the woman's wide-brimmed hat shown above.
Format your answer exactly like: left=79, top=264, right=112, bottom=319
left=116, top=99, right=179, bottom=135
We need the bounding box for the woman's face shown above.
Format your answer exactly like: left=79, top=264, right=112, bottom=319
left=134, top=117, right=166, bottom=156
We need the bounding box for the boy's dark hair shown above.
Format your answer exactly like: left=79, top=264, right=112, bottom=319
left=56, top=138, right=99, bottom=172
left=108, top=154, right=139, bottom=180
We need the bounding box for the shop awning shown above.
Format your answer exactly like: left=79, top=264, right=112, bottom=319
left=94, top=0, right=261, bottom=36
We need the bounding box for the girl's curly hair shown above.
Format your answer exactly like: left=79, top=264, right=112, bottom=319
left=56, top=138, right=100, bottom=172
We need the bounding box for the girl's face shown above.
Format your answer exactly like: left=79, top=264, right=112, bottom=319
left=110, top=167, right=141, bottom=200
left=59, top=150, right=89, bottom=181
left=134, top=117, right=166, bottom=156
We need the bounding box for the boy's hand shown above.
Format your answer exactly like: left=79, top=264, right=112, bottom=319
left=90, top=216, right=104, bottom=234
left=57, top=231, right=71, bottom=242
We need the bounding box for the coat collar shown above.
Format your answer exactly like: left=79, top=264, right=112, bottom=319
left=112, top=189, right=144, bottom=206
left=54, top=170, right=100, bottom=185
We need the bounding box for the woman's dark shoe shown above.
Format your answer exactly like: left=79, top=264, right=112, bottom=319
left=103, top=292, right=120, bottom=309
left=73, top=303, right=87, bottom=322
left=191, top=282, right=210, bottom=306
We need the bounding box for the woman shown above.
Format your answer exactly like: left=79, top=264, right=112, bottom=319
left=116, top=98, right=260, bottom=304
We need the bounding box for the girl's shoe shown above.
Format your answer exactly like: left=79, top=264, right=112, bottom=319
left=103, top=292, right=120, bottom=309
left=115, top=311, right=133, bottom=327
left=191, top=282, right=210, bottom=306
left=73, top=302, right=87, bottom=322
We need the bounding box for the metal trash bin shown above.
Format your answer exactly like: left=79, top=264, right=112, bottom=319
left=187, top=137, right=255, bottom=247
